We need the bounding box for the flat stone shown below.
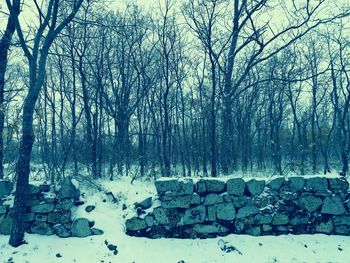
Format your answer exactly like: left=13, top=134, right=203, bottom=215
left=58, top=177, right=80, bottom=199
left=182, top=206, right=206, bottom=225
left=333, top=216, right=350, bottom=226
left=216, top=203, right=236, bottom=221
left=254, top=214, right=272, bottom=224
left=305, top=177, right=328, bottom=192
left=135, top=197, right=152, bottom=210
left=315, top=221, right=334, bottom=234
left=272, top=213, right=289, bottom=225
left=267, top=178, right=285, bottom=190
left=53, top=224, right=70, bottom=238
left=125, top=217, right=147, bottom=231
left=0, top=180, right=13, bottom=199
left=287, top=177, right=305, bottom=192
left=31, top=203, right=55, bottom=213
left=289, top=215, right=309, bottom=225
left=191, top=194, right=201, bottom=205
left=204, top=194, right=223, bottom=205
left=298, top=195, right=323, bottom=213
left=245, top=226, right=261, bottom=236
left=237, top=205, right=259, bottom=219
left=193, top=223, right=228, bottom=235
left=71, top=218, right=92, bottom=237
left=155, top=178, right=193, bottom=196
left=35, top=214, right=48, bottom=222
left=204, top=179, right=226, bottom=193
left=161, top=195, right=192, bottom=209
left=328, top=178, right=349, bottom=193
left=246, top=179, right=265, bottom=196
left=91, top=227, right=104, bottom=235
left=321, top=196, right=346, bottom=215
left=227, top=178, right=245, bottom=196
left=30, top=222, right=53, bottom=235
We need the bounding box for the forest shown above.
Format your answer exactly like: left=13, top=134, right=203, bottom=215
left=0, top=0, right=350, bottom=255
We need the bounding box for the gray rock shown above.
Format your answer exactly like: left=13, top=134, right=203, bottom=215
left=145, top=215, right=155, bottom=227
left=315, top=221, right=334, bottom=234
left=204, top=179, right=226, bottom=193
left=333, top=216, right=350, bottom=226
left=48, top=210, right=71, bottom=224
left=0, top=205, right=8, bottom=214
left=193, top=223, right=228, bottom=235
left=91, top=227, right=104, bottom=235
left=53, top=224, right=70, bottom=238
left=207, top=206, right=217, bottom=221
left=245, top=226, right=261, bottom=236
left=153, top=207, right=179, bottom=226
left=222, top=194, right=232, bottom=203
left=191, top=194, right=201, bottom=205
left=267, top=178, right=285, bottom=190
left=204, top=194, right=224, bottom=205
left=125, top=217, right=147, bottom=231
left=305, top=177, right=328, bottom=192
left=35, top=214, right=48, bottom=222
left=227, top=178, right=245, bottom=196
left=182, top=206, right=206, bottom=225
left=298, top=195, right=323, bottom=212
left=155, top=178, right=193, bottom=196
left=233, top=196, right=252, bottom=208
left=287, top=177, right=305, bottom=192
left=195, top=179, right=206, bottom=194
left=0, top=214, right=11, bottom=235
left=58, top=177, right=80, bottom=199
left=321, top=196, right=346, bottom=215
left=335, top=225, right=350, bottom=235
left=328, top=178, right=349, bottom=193
left=85, top=205, right=96, bottom=213
left=254, top=214, right=272, bottom=224
left=289, top=215, right=309, bottom=225
left=262, top=224, right=272, bottom=232
left=31, top=203, right=55, bottom=213
left=30, top=222, right=53, bottom=235
left=246, top=179, right=265, bottom=196
left=56, top=199, right=74, bottom=210
left=237, top=205, right=259, bottom=219
left=0, top=180, right=13, bottom=199
left=272, top=213, right=289, bottom=225
left=24, top=213, right=35, bottom=222
left=216, top=203, right=236, bottom=221
left=28, top=185, right=40, bottom=195
left=161, top=195, right=192, bottom=209
left=135, top=197, right=152, bottom=210
left=279, top=191, right=298, bottom=201
left=71, top=218, right=92, bottom=237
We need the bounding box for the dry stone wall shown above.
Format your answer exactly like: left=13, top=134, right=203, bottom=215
left=125, top=176, right=350, bottom=238
left=0, top=177, right=102, bottom=238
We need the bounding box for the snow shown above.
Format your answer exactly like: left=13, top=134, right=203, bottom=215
left=1, top=176, right=350, bottom=263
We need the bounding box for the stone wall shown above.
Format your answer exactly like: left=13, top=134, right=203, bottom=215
left=125, top=176, right=350, bottom=238
left=0, top=177, right=102, bottom=238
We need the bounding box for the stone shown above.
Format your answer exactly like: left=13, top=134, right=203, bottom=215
left=289, top=215, right=309, bottom=225
left=58, top=177, right=80, bottom=199
left=53, top=224, right=70, bottom=238
left=204, top=194, right=224, bottom=205
left=204, top=179, right=226, bottom=193
left=91, top=228, right=104, bottom=235
left=207, top=206, right=217, bottom=221
left=305, top=177, right=328, bottom=192
left=315, top=221, right=334, bottom=234
left=153, top=207, right=179, bottom=226
left=193, top=223, right=229, bottom=235
left=246, top=179, right=265, bottom=196
left=254, top=214, right=272, bottom=224
left=298, top=195, right=323, bottom=212
left=195, top=180, right=206, bottom=194
left=328, top=178, right=349, bottom=193
left=287, top=177, right=305, bottom=192
left=216, top=203, right=236, bottom=221
left=28, top=184, right=40, bottom=195
left=182, top=206, right=206, bottom=225
left=85, top=205, right=96, bottom=213
left=35, top=214, right=48, bottom=222
left=155, top=178, right=193, bottom=196
left=333, top=216, right=350, bottom=226
left=272, top=213, right=289, bottom=225
left=0, top=214, right=12, bottom=235
left=236, top=205, right=259, bottom=219
left=56, top=199, right=74, bottom=210
left=48, top=211, right=71, bottom=224
left=24, top=213, right=35, bottom=222
left=31, top=203, right=55, bottom=213
left=335, top=225, right=350, bottom=235
left=0, top=180, right=13, bottom=198
left=321, top=196, right=346, bottom=215
left=279, top=191, right=298, bottom=201
left=245, top=226, right=261, bottom=236
left=161, top=195, right=192, bottom=209
left=227, top=178, right=245, bottom=196
left=135, top=197, right=152, bottom=210
left=191, top=194, right=201, bottom=205
left=233, top=196, right=252, bottom=208
left=222, top=194, right=232, bottom=203
left=71, top=218, right=92, bottom=237
left=126, top=217, right=147, bottom=231
left=30, top=222, right=53, bottom=235
left=145, top=215, right=155, bottom=227
left=0, top=205, right=8, bottom=214
left=267, top=178, right=285, bottom=190
left=262, top=224, right=272, bottom=232
left=39, top=184, right=51, bottom=192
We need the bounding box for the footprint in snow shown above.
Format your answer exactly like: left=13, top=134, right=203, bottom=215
left=218, top=239, right=242, bottom=255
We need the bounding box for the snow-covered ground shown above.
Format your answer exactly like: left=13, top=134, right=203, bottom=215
left=1, top=176, right=350, bottom=263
